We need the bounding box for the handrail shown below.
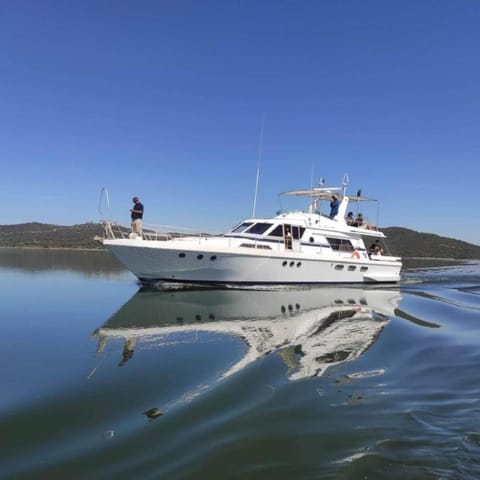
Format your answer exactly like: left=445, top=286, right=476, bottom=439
left=101, top=221, right=222, bottom=241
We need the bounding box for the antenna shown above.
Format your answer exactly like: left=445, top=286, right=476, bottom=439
left=98, top=187, right=110, bottom=220
left=342, top=173, right=349, bottom=195
left=310, top=160, right=314, bottom=190
left=252, top=114, right=265, bottom=218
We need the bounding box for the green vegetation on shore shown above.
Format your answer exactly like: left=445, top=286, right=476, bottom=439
left=0, top=222, right=104, bottom=250
left=382, top=227, right=480, bottom=259
left=0, top=222, right=479, bottom=259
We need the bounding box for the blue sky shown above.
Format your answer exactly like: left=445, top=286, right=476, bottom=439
left=1, top=1, right=479, bottom=245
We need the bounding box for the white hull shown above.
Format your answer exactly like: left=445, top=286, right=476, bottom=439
left=104, top=238, right=401, bottom=285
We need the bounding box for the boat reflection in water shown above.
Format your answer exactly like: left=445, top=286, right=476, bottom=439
left=94, top=286, right=401, bottom=381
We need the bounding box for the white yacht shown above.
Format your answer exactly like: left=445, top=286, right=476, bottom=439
left=102, top=180, right=402, bottom=285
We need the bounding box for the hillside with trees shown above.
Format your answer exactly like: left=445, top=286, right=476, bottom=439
left=382, top=227, right=480, bottom=259
left=0, top=222, right=479, bottom=259
left=0, top=222, right=105, bottom=249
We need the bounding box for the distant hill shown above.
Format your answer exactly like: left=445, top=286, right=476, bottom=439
left=0, top=222, right=479, bottom=258
left=0, top=222, right=105, bottom=249
left=382, top=227, right=480, bottom=259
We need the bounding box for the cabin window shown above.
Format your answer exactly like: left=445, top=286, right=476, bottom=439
left=197, top=254, right=204, bottom=260
left=360, top=266, right=368, bottom=272
left=231, top=222, right=253, bottom=233
left=327, top=237, right=354, bottom=252
left=267, top=225, right=305, bottom=239
left=245, top=223, right=273, bottom=235
left=292, top=226, right=306, bottom=240
left=269, top=225, right=284, bottom=237
left=348, top=265, right=356, bottom=271
left=335, top=264, right=344, bottom=270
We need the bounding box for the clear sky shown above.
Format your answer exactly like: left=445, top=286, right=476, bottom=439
left=1, top=1, right=479, bottom=245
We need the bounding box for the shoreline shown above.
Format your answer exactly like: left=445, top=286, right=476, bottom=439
left=0, top=246, right=477, bottom=261
left=0, top=246, right=106, bottom=252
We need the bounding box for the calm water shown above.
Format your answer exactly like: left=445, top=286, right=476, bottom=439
left=1, top=249, right=479, bottom=480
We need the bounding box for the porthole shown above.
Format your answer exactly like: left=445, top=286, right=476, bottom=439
left=209, top=313, right=215, bottom=320
left=288, top=304, right=293, bottom=311
left=360, top=266, right=368, bottom=272
left=296, top=304, right=300, bottom=310
left=289, top=261, right=295, bottom=267
left=179, top=253, right=186, bottom=258
left=335, top=264, right=344, bottom=270
left=281, top=305, right=286, bottom=313
left=195, top=314, right=202, bottom=321
left=309, top=237, right=314, bottom=243
left=210, top=255, right=217, bottom=261
left=296, top=262, right=302, bottom=268
left=348, top=265, right=356, bottom=271
left=197, top=254, right=204, bottom=260
left=282, top=260, right=288, bottom=267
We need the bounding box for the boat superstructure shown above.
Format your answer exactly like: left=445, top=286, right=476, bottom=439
left=101, top=180, right=402, bottom=285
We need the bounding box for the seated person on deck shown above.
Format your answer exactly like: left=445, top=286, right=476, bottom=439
left=369, top=240, right=384, bottom=256
left=345, top=211, right=354, bottom=225
left=353, top=213, right=364, bottom=227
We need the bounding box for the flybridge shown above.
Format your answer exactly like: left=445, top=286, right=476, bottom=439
left=280, top=184, right=379, bottom=226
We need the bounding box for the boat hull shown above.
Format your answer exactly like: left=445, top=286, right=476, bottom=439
left=104, top=239, right=402, bottom=285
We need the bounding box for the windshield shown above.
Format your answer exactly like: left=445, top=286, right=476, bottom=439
left=244, top=223, right=273, bottom=235
left=230, top=222, right=254, bottom=233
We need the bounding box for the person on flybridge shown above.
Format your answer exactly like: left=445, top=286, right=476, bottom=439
left=130, top=196, right=144, bottom=237
left=329, top=195, right=339, bottom=219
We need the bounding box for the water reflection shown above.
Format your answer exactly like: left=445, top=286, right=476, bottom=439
left=94, top=286, right=401, bottom=381
left=0, top=247, right=125, bottom=275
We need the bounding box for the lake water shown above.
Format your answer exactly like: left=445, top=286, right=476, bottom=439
left=1, top=249, right=479, bottom=480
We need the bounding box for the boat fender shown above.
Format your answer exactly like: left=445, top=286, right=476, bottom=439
left=352, top=250, right=360, bottom=259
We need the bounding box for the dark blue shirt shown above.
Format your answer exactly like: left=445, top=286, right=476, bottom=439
left=131, top=202, right=144, bottom=220
left=329, top=198, right=339, bottom=218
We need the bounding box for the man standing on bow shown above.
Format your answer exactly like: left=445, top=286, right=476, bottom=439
left=130, top=196, right=144, bottom=237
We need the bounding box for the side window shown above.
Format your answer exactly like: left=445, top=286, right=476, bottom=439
left=292, top=226, right=306, bottom=240
left=327, top=237, right=341, bottom=251
left=327, top=237, right=353, bottom=252
left=268, top=225, right=284, bottom=237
